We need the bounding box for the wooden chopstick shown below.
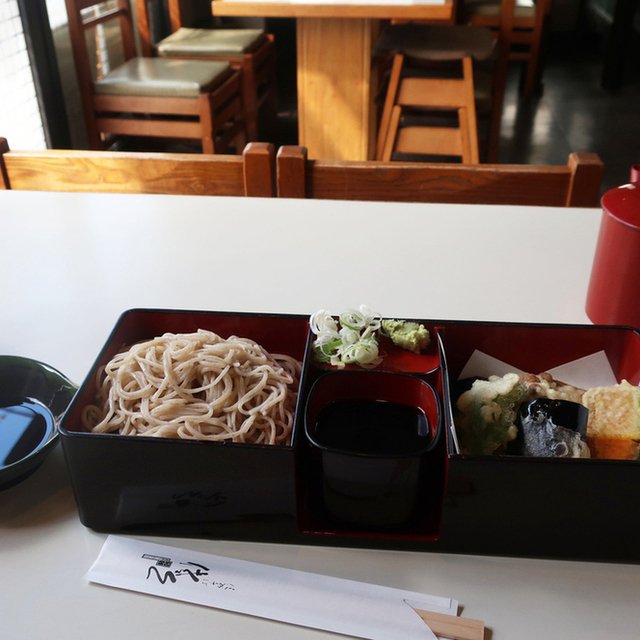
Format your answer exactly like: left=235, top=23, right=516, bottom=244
left=415, top=609, right=485, bottom=640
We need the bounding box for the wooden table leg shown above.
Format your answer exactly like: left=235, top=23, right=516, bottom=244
left=296, top=17, right=378, bottom=160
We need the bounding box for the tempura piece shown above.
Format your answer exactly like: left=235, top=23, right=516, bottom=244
left=455, top=371, right=587, bottom=456
left=456, top=373, right=529, bottom=455
left=519, top=372, right=585, bottom=404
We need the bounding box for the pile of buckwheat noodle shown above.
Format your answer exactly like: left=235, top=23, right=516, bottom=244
left=82, top=329, right=302, bottom=446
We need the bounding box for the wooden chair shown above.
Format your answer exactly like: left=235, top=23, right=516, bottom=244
left=377, top=54, right=480, bottom=163
left=460, top=0, right=551, bottom=98
left=372, top=23, right=500, bottom=163
left=457, top=0, right=552, bottom=161
left=276, top=145, right=604, bottom=207
left=0, top=137, right=275, bottom=196
left=64, top=0, right=245, bottom=153
left=136, top=0, right=278, bottom=142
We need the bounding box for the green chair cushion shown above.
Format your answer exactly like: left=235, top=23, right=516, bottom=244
left=373, top=24, right=497, bottom=63
left=94, top=58, right=231, bottom=98
left=157, top=28, right=264, bottom=58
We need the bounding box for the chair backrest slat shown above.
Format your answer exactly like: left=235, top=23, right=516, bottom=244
left=135, top=0, right=161, bottom=57
left=76, top=0, right=105, bottom=11
left=566, top=153, right=607, bottom=207
left=81, top=5, right=126, bottom=29
left=276, top=146, right=603, bottom=207
left=0, top=139, right=275, bottom=197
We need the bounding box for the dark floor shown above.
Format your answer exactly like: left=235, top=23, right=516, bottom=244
left=497, top=29, right=640, bottom=196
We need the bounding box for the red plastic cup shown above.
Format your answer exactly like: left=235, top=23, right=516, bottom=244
left=586, top=174, right=640, bottom=327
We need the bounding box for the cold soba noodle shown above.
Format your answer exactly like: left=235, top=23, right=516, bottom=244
left=82, top=330, right=302, bottom=445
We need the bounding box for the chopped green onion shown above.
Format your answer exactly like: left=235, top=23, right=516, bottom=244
left=310, top=305, right=383, bottom=368
left=339, top=309, right=366, bottom=330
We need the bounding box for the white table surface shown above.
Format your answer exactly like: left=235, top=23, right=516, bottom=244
left=2, top=189, right=638, bottom=640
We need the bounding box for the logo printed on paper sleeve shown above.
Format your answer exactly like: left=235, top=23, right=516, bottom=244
left=142, top=554, right=235, bottom=590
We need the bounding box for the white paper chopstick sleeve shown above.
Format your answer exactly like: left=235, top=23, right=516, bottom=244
left=86, top=535, right=458, bottom=640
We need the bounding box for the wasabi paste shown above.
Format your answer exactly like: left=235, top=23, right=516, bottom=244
left=381, top=319, right=430, bottom=354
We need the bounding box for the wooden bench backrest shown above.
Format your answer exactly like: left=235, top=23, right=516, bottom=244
left=0, top=139, right=275, bottom=197
left=276, top=146, right=604, bottom=207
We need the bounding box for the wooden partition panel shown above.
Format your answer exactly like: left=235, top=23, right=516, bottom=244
left=0, top=140, right=275, bottom=197
left=276, top=145, right=604, bottom=207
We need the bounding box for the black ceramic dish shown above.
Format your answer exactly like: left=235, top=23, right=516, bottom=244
left=0, top=355, right=77, bottom=489
left=57, top=310, right=640, bottom=562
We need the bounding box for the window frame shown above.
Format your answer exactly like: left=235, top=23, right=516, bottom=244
left=16, top=0, right=71, bottom=148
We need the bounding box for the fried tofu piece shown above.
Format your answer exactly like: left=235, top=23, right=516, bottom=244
left=582, top=380, right=640, bottom=460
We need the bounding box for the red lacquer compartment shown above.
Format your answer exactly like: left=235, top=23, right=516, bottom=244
left=431, top=321, right=640, bottom=562
left=438, top=321, right=640, bottom=457
left=440, top=321, right=640, bottom=387
left=58, top=308, right=309, bottom=536
left=295, top=369, right=447, bottom=541
left=307, top=323, right=441, bottom=375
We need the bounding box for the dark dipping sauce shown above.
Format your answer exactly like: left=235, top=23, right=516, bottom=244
left=0, top=399, right=54, bottom=468
left=313, top=399, right=430, bottom=455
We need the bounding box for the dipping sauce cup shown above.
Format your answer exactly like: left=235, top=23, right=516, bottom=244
left=304, top=370, right=440, bottom=529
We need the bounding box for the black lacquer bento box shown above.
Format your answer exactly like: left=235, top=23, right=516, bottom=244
left=58, top=309, right=640, bottom=563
